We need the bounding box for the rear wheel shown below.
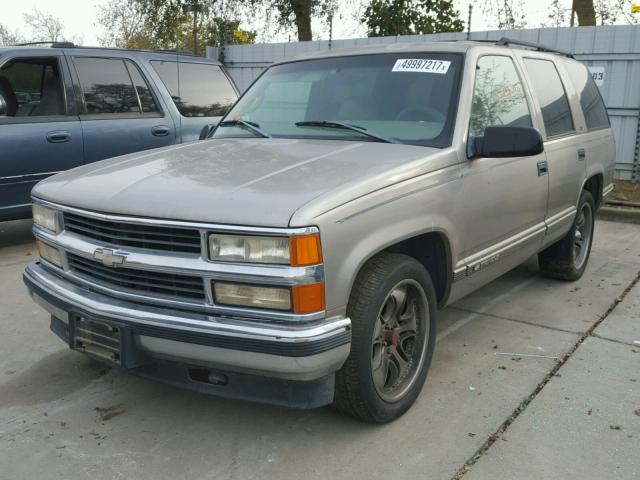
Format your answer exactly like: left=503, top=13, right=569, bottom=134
left=539, top=190, right=595, bottom=281
left=334, top=253, right=437, bottom=423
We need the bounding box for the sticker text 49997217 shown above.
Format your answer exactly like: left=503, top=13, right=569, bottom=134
left=392, top=59, right=451, bottom=74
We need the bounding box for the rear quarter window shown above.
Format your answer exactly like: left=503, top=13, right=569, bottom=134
left=151, top=61, right=237, bottom=117
left=563, top=60, right=609, bottom=131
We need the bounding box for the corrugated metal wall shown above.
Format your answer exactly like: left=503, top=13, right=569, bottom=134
left=208, top=26, right=640, bottom=180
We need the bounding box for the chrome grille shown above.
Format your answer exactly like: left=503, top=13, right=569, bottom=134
left=68, top=253, right=206, bottom=301
left=63, top=212, right=202, bottom=254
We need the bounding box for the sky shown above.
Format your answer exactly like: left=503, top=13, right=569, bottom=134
left=0, top=0, right=628, bottom=47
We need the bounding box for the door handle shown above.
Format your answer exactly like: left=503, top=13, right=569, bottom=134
left=151, top=125, right=171, bottom=137
left=537, top=161, right=548, bottom=176
left=577, top=148, right=586, bottom=161
left=46, top=131, right=71, bottom=143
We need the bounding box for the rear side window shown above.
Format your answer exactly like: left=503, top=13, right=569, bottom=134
left=523, top=58, right=574, bottom=137
left=74, top=57, right=158, bottom=115
left=563, top=60, right=609, bottom=130
left=125, top=60, right=158, bottom=113
left=469, top=55, right=532, bottom=138
left=151, top=61, right=237, bottom=117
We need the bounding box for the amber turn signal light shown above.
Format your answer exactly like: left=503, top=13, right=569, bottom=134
left=292, top=283, right=325, bottom=314
left=290, top=234, right=323, bottom=267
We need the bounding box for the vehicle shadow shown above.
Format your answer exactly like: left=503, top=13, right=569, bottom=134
left=0, top=219, right=33, bottom=248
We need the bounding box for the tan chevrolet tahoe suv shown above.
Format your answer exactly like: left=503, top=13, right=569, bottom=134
left=24, top=38, right=615, bottom=422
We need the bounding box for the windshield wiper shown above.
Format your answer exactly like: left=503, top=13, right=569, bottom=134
left=216, top=119, right=272, bottom=138
left=295, top=120, right=399, bottom=144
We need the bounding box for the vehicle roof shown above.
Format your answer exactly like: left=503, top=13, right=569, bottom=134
left=272, top=40, right=570, bottom=65
left=0, top=45, right=222, bottom=64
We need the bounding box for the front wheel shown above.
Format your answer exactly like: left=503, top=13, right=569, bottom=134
left=539, top=190, right=595, bottom=281
left=333, top=253, right=437, bottom=423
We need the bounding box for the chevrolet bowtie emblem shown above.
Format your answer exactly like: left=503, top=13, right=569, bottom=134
left=93, top=248, right=128, bottom=267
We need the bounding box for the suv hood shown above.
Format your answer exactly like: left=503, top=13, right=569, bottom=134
left=33, top=138, right=446, bottom=227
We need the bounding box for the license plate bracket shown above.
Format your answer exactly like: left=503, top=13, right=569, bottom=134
left=71, top=315, right=124, bottom=366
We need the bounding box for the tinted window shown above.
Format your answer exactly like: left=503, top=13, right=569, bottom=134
left=0, top=57, right=66, bottom=117
left=151, top=60, right=179, bottom=103
left=469, top=55, right=532, bottom=138
left=564, top=60, right=609, bottom=130
left=523, top=58, right=574, bottom=137
left=151, top=61, right=236, bottom=117
left=124, top=60, right=158, bottom=113
left=213, top=53, right=463, bottom=147
left=178, top=63, right=236, bottom=117
left=74, top=57, right=139, bottom=114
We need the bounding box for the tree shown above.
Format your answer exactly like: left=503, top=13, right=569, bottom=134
left=23, top=9, right=66, bottom=42
left=592, top=0, right=639, bottom=24
left=545, top=0, right=571, bottom=27
left=482, top=0, right=527, bottom=29
left=96, top=0, right=255, bottom=55
left=573, top=0, right=597, bottom=25
left=97, top=0, right=154, bottom=49
left=252, top=0, right=335, bottom=41
left=0, top=23, right=23, bottom=46
left=363, top=0, right=464, bottom=37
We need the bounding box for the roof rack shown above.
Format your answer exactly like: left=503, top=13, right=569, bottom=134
left=13, top=41, right=75, bottom=48
left=495, top=37, right=574, bottom=58
left=9, top=41, right=198, bottom=57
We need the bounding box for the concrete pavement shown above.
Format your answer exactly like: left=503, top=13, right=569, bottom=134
left=0, top=218, right=638, bottom=479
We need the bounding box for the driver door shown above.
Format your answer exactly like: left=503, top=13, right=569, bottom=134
left=458, top=54, right=549, bottom=291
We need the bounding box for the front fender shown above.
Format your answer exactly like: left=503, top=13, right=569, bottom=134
left=305, top=164, right=464, bottom=318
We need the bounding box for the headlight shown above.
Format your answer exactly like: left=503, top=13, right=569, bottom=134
left=208, top=233, right=322, bottom=266
left=214, top=282, right=292, bottom=311
left=32, top=204, right=58, bottom=233
left=209, top=234, right=290, bottom=264
left=213, top=282, right=325, bottom=314
left=36, top=240, right=62, bottom=267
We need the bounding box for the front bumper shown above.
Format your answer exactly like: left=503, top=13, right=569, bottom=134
left=24, top=262, right=351, bottom=407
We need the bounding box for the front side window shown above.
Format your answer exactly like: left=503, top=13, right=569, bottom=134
left=212, top=53, right=463, bottom=146
left=74, top=57, right=158, bottom=115
left=523, top=58, right=574, bottom=137
left=469, top=55, right=532, bottom=138
left=0, top=57, right=66, bottom=118
left=563, top=60, right=609, bottom=131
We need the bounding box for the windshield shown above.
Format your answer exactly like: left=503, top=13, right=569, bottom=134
left=212, top=53, right=463, bottom=147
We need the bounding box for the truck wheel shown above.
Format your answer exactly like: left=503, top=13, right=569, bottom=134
left=334, top=253, right=437, bottom=423
left=539, top=190, right=595, bottom=281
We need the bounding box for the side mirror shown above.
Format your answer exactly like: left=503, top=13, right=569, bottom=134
left=0, top=95, right=7, bottom=116
left=471, top=126, right=543, bottom=159
left=199, top=123, right=216, bottom=140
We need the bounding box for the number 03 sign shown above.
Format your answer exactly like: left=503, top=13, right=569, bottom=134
left=588, top=66, right=605, bottom=87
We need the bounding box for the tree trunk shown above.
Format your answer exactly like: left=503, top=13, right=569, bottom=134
left=291, top=0, right=313, bottom=41
left=573, top=0, right=596, bottom=26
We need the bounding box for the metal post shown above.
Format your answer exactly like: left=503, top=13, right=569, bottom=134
left=633, top=113, right=640, bottom=183
left=328, top=12, right=333, bottom=50
left=467, top=4, right=472, bottom=40
left=193, top=7, right=198, bottom=55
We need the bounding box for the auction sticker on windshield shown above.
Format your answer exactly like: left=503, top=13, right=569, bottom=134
left=392, top=59, right=451, bottom=74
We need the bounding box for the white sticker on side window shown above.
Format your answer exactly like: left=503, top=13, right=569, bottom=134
left=392, top=59, right=451, bottom=74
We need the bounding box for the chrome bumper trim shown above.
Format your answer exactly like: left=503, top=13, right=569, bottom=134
left=24, top=262, right=351, bottom=380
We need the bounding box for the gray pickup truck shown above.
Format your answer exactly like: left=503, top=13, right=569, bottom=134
left=24, top=38, right=615, bottom=423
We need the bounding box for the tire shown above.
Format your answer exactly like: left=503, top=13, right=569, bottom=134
left=333, top=252, right=437, bottom=423
left=539, top=190, right=595, bottom=281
